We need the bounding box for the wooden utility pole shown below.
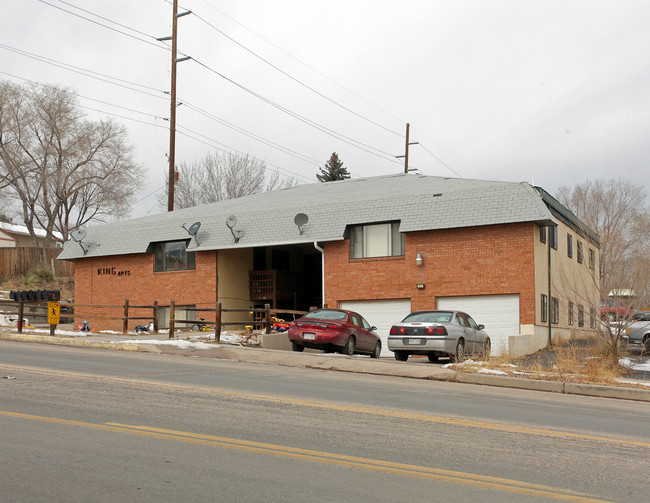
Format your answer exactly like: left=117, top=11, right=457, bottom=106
left=167, top=0, right=179, bottom=212
left=403, top=123, right=410, bottom=174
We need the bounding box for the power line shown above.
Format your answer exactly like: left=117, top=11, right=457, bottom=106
left=30, top=2, right=404, bottom=168
left=0, top=44, right=167, bottom=100
left=175, top=126, right=314, bottom=184
left=192, top=58, right=402, bottom=164
left=37, top=0, right=168, bottom=51
left=189, top=10, right=403, bottom=138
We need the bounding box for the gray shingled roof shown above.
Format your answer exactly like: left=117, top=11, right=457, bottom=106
left=58, top=173, right=556, bottom=260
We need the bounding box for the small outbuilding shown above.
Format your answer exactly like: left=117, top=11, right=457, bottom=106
left=58, top=173, right=600, bottom=357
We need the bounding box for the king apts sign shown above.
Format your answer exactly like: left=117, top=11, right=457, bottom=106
left=97, top=267, right=131, bottom=277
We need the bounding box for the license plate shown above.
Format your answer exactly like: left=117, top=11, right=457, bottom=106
left=407, top=338, right=421, bottom=345
left=303, top=332, right=316, bottom=340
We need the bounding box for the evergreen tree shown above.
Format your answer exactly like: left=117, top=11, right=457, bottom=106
left=316, top=152, right=351, bottom=182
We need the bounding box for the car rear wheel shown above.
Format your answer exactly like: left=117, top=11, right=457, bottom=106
left=291, top=342, right=304, bottom=352
left=452, top=339, right=465, bottom=363
left=427, top=354, right=439, bottom=362
left=341, top=336, right=356, bottom=356
left=394, top=351, right=408, bottom=361
left=370, top=341, right=381, bottom=359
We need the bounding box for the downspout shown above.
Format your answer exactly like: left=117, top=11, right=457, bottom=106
left=547, top=227, right=552, bottom=347
left=314, top=242, right=325, bottom=308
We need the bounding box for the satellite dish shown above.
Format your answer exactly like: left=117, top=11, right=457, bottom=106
left=181, top=221, right=201, bottom=246
left=187, top=221, right=201, bottom=236
left=294, top=213, right=309, bottom=235
left=70, top=229, right=87, bottom=242
left=225, top=215, right=243, bottom=243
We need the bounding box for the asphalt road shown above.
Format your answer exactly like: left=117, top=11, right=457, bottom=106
left=1, top=341, right=649, bottom=502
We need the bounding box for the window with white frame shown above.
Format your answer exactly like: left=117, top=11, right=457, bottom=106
left=349, top=222, right=404, bottom=259
left=568, top=301, right=574, bottom=326
left=541, top=294, right=548, bottom=323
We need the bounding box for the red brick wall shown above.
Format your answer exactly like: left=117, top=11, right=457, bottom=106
left=74, top=251, right=218, bottom=331
left=324, top=223, right=536, bottom=325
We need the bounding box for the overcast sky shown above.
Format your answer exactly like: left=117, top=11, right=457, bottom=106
left=3, top=0, right=649, bottom=219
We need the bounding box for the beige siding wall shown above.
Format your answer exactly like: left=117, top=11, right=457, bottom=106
left=217, top=248, right=254, bottom=327
left=534, top=221, right=600, bottom=343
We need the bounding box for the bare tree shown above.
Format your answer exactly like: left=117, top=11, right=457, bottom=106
left=158, top=151, right=295, bottom=209
left=557, top=179, right=650, bottom=363
left=0, top=81, right=144, bottom=247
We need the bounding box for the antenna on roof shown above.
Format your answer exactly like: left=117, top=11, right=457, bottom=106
left=182, top=221, right=201, bottom=246
left=225, top=215, right=245, bottom=244
left=70, top=229, right=88, bottom=255
left=294, top=213, right=309, bottom=235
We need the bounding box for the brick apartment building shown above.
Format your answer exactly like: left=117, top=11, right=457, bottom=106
left=58, top=174, right=600, bottom=357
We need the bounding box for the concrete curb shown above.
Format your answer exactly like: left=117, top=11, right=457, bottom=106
left=2, top=332, right=650, bottom=402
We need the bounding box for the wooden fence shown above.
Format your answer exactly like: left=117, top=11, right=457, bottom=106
left=0, top=247, right=74, bottom=279
left=0, top=298, right=306, bottom=342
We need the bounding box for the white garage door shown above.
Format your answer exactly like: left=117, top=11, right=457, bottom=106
left=339, top=299, right=411, bottom=357
left=437, top=295, right=520, bottom=355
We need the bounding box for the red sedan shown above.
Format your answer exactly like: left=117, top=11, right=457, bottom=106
left=288, top=308, right=381, bottom=358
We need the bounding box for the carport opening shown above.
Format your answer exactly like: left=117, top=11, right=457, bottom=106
left=250, top=244, right=322, bottom=316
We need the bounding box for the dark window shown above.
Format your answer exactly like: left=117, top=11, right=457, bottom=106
left=549, top=226, right=558, bottom=250
left=567, top=234, right=573, bottom=258
left=541, top=294, right=548, bottom=323
left=577, top=241, right=584, bottom=264
left=578, top=304, right=584, bottom=327
left=589, top=307, right=596, bottom=328
left=350, top=222, right=404, bottom=258
left=589, top=248, right=595, bottom=271
left=568, top=302, right=574, bottom=326
left=551, top=297, right=559, bottom=324
left=539, top=226, right=547, bottom=244
left=154, top=241, right=195, bottom=272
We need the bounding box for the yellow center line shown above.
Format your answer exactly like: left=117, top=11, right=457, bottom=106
left=2, top=363, right=649, bottom=448
left=0, top=410, right=608, bottom=502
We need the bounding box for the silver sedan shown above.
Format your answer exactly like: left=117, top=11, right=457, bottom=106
left=387, top=310, right=491, bottom=362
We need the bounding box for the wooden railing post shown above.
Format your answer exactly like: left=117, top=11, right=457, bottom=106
left=169, top=300, right=175, bottom=339
left=152, top=301, right=159, bottom=333
left=122, top=298, right=129, bottom=334
left=215, top=302, right=222, bottom=342
left=17, top=300, right=24, bottom=334
left=265, top=303, right=271, bottom=334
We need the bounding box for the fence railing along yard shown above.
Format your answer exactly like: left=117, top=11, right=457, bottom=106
left=0, top=299, right=306, bottom=341
left=0, top=247, right=73, bottom=278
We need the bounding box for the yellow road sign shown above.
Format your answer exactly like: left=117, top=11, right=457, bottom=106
left=48, top=302, right=60, bottom=325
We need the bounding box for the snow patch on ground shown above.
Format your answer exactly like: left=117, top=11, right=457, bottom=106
left=110, top=339, right=218, bottom=350
left=620, top=357, right=650, bottom=371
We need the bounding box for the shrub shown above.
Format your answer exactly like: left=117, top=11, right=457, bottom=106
left=23, top=265, right=55, bottom=285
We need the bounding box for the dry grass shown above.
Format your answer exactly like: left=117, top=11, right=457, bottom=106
left=450, top=338, right=635, bottom=386
left=0, top=273, right=74, bottom=302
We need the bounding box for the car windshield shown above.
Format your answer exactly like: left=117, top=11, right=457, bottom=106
left=301, top=309, right=347, bottom=321
left=402, top=311, right=453, bottom=323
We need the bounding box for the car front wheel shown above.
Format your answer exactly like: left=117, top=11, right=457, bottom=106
left=394, top=351, right=408, bottom=361
left=370, top=341, right=381, bottom=359
left=480, top=338, right=491, bottom=361
left=427, top=354, right=439, bottom=362
left=341, top=336, right=356, bottom=356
